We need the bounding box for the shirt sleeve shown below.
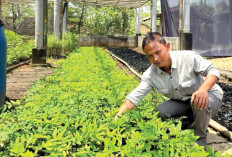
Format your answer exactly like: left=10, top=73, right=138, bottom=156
left=126, top=78, right=153, bottom=106
left=193, top=52, right=220, bottom=79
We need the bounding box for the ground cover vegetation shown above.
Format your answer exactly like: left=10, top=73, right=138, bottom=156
left=5, top=30, right=78, bottom=66
left=0, top=47, right=226, bottom=156
left=46, top=33, right=79, bottom=58
left=5, top=30, right=34, bottom=66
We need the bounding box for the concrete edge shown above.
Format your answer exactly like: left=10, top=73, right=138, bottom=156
left=7, top=59, right=32, bottom=73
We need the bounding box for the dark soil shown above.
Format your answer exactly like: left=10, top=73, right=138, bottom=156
left=215, top=82, right=232, bottom=131
left=108, top=48, right=150, bottom=73
left=108, top=48, right=232, bottom=131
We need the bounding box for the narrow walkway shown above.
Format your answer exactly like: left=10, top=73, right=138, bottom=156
left=6, top=64, right=53, bottom=100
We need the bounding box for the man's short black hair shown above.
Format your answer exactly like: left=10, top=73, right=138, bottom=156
left=142, top=32, right=167, bottom=51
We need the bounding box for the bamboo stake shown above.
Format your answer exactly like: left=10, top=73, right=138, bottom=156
left=209, top=119, right=232, bottom=140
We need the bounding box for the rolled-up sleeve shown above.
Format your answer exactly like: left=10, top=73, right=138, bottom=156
left=193, top=53, right=220, bottom=79
left=126, top=78, right=152, bottom=106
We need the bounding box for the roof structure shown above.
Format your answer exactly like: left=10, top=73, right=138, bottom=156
left=2, top=0, right=149, bottom=8
left=2, top=0, right=54, bottom=4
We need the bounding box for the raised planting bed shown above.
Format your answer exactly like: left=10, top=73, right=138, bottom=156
left=0, top=47, right=215, bottom=156
left=108, top=48, right=232, bottom=131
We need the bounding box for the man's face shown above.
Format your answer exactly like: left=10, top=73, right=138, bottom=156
left=144, top=40, right=170, bottom=69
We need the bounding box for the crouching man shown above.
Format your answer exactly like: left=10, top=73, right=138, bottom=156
left=115, top=32, right=223, bottom=150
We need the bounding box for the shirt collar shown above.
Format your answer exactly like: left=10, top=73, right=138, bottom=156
left=170, top=52, right=177, bottom=69
left=152, top=65, right=165, bottom=75
left=156, top=67, right=163, bottom=75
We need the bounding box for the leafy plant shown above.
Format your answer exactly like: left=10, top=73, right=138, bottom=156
left=0, top=47, right=222, bottom=156
left=5, top=29, right=34, bottom=66
left=47, top=33, right=79, bottom=57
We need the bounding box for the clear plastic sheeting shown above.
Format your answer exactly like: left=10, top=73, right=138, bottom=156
left=2, top=0, right=149, bottom=8
left=69, top=0, right=148, bottom=8
left=162, top=0, right=232, bottom=56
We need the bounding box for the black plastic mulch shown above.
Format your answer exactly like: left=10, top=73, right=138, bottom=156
left=108, top=48, right=232, bottom=131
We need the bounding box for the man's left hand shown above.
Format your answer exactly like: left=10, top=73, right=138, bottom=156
left=191, top=90, right=209, bottom=110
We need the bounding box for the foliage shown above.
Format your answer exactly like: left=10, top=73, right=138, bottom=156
left=68, top=3, right=135, bottom=36
left=2, top=4, right=35, bottom=19
left=47, top=33, right=79, bottom=57
left=5, top=29, right=34, bottom=66
left=0, top=47, right=219, bottom=156
left=2, top=4, right=35, bottom=33
left=207, top=147, right=230, bottom=157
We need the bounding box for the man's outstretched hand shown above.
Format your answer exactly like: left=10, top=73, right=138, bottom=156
left=114, top=112, right=122, bottom=121
left=115, top=99, right=136, bottom=121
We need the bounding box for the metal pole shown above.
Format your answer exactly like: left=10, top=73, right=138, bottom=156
left=60, top=0, right=63, bottom=39
left=179, top=0, right=183, bottom=32
left=63, top=2, right=68, bottom=34
left=54, top=0, right=60, bottom=38
left=44, top=0, right=48, bottom=47
left=179, top=0, right=183, bottom=33
left=151, top=0, right=157, bottom=32
left=35, top=0, right=44, bottom=48
left=183, top=0, right=190, bottom=32
left=179, top=0, right=183, bottom=49
left=33, top=0, right=46, bottom=64
left=135, top=7, right=141, bottom=35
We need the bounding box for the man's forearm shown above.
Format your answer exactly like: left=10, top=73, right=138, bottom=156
left=198, top=74, right=218, bottom=92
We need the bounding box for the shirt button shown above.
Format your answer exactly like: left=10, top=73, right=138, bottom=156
left=170, top=76, right=172, bottom=79
left=181, top=97, right=183, bottom=99
left=175, top=88, right=177, bottom=90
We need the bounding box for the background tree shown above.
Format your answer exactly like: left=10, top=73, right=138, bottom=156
left=68, top=3, right=135, bottom=36
left=2, top=3, right=35, bottom=35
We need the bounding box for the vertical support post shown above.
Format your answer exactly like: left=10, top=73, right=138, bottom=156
left=44, top=0, right=48, bottom=48
left=135, top=7, right=141, bottom=47
left=35, top=0, right=44, bottom=48
left=159, top=14, right=163, bottom=34
left=60, top=0, right=63, bottom=39
left=183, top=0, right=190, bottom=32
left=54, top=0, right=60, bottom=38
left=179, top=0, right=183, bottom=33
left=63, top=2, right=68, bottom=34
left=135, top=7, right=141, bottom=35
left=179, top=0, right=183, bottom=50
left=33, top=0, right=47, bottom=64
left=151, top=0, right=157, bottom=32
left=179, top=0, right=192, bottom=50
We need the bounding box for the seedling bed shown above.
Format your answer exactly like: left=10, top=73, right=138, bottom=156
left=0, top=47, right=211, bottom=156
